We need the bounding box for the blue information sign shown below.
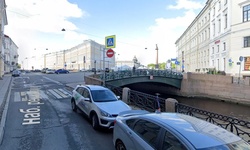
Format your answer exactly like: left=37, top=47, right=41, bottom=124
left=105, top=35, right=116, bottom=48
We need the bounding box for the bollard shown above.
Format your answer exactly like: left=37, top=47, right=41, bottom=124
left=165, top=98, right=178, bottom=112
left=122, top=87, right=130, bottom=104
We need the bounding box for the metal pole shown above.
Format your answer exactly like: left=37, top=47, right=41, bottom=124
left=238, top=62, right=241, bottom=84
left=103, top=48, right=106, bottom=86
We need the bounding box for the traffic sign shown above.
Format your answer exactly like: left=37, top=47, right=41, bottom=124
left=106, top=49, right=114, bottom=58
left=239, top=56, right=243, bottom=62
left=105, top=35, right=116, bottom=48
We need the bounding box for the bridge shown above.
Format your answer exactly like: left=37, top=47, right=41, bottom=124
left=98, top=69, right=183, bottom=89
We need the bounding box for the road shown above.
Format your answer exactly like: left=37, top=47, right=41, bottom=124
left=0, top=72, right=115, bottom=150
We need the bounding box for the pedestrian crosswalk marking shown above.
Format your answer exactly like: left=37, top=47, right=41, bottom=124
left=14, top=89, right=70, bottom=102
left=48, top=89, right=62, bottom=99
left=14, top=92, right=21, bottom=102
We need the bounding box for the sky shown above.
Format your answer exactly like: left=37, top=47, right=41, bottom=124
left=5, top=0, right=206, bottom=67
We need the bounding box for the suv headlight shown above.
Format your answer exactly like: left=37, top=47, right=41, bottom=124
left=100, top=109, right=112, bottom=117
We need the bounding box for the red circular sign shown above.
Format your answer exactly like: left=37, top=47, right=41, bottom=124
left=106, top=49, right=114, bottom=58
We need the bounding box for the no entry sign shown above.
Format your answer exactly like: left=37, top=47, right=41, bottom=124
left=106, top=49, right=114, bottom=58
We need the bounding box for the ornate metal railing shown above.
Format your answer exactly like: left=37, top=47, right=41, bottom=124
left=106, top=84, right=250, bottom=143
left=106, top=84, right=165, bottom=112
left=99, top=69, right=183, bottom=81
left=175, top=103, right=250, bottom=143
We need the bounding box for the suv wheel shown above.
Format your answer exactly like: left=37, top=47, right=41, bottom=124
left=71, top=99, right=77, bottom=112
left=115, top=140, right=126, bottom=150
left=92, top=114, right=100, bottom=130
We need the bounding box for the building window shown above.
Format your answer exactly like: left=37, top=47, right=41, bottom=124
left=218, top=19, right=221, bottom=33
left=224, top=0, right=227, bottom=5
left=243, top=4, right=250, bottom=22
left=223, top=58, right=226, bottom=71
left=217, top=59, right=220, bottom=70
left=218, top=1, right=221, bottom=10
left=213, top=7, right=215, bottom=16
left=244, top=36, right=250, bottom=47
left=212, top=47, right=214, bottom=54
left=213, top=23, right=215, bottom=36
left=223, top=42, right=226, bottom=50
left=217, top=45, right=220, bottom=52
left=224, top=14, right=227, bottom=28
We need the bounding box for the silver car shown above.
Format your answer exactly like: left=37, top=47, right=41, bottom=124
left=113, top=110, right=250, bottom=150
left=71, top=85, right=131, bottom=130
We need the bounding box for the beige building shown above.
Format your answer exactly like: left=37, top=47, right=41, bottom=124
left=176, top=0, right=250, bottom=77
left=0, top=0, right=7, bottom=79
left=42, top=40, right=116, bottom=70
left=4, top=35, right=19, bottom=73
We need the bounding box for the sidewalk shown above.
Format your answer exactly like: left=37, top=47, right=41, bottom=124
left=0, top=74, right=12, bottom=114
left=0, top=74, right=12, bottom=143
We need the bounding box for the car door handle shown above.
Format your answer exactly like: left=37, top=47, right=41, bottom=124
left=127, top=131, right=133, bottom=137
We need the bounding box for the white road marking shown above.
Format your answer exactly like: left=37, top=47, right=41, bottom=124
left=14, top=92, right=21, bottom=102
left=48, top=89, right=62, bottom=99
left=53, top=89, right=68, bottom=98
left=42, top=77, right=63, bottom=85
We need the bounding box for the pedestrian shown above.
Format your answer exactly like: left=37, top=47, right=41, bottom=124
left=154, top=93, right=161, bottom=113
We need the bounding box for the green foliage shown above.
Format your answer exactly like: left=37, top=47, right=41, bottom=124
left=147, top=62, right=166, bottom=69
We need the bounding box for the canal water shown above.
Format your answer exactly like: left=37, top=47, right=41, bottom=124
left=167, top=95, right=250, bottom=122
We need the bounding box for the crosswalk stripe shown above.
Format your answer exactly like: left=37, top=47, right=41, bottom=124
left=48, top=89, right=62, bottom=99
left=53, top=89, right=69, bottom=98
left=14, top=92, right=21, bottom=102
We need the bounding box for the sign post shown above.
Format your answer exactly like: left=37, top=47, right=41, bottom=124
left=104, top=35, right=116, bottom=86
left=238, top=56, right=243, bottom=84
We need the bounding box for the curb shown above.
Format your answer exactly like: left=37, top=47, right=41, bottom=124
left=0, top=77, right=12, bottom=145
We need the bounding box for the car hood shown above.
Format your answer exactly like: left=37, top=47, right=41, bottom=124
left=95, top=100, right=131, bottom=114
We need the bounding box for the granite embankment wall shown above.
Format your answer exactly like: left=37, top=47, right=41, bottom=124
left=180, top=73, right=250, bottom=105
left=84, top=73, right=250, bottom=106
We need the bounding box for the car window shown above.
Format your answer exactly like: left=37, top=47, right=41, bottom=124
left=76, top=87, right=84, bottom=95
left=90, top=89, right=117, bottom=102
left=162, top=131, right=187, bottom=150
left=83, top=89, right=90, bottom=99
left=133, top=119, right=160, bottom=149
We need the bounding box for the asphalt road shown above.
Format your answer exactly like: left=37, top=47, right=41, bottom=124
left=0, top=72, right=115, bottom=150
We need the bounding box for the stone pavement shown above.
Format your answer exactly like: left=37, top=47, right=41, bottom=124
left=0, top=74, right=12, bottom=143
left=0, top=74, right=12, bottom=117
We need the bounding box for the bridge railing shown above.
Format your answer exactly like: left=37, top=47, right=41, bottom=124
left=106, top=84, right=250, bottom=143
left=99, top=69, right=183, bottom=81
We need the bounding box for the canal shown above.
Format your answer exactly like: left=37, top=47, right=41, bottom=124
left=126, top=84, right=250, bottom=122
left=170, top=95, right=250, bottom=122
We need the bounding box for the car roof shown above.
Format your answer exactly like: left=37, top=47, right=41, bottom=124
left=76, top=85, right=108, bottom=91
left=133, top=113, right=242, bottom=149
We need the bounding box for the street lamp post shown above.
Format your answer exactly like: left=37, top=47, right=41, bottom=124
left=155, top=44, right=159, bottom=69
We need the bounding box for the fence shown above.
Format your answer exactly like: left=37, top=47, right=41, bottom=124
left=106, top=84, right=250, bottom=143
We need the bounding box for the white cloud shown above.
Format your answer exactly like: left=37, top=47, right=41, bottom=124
left=168, top=0, right=204, bottom=10
left=5, top=0, right=88, bottom=63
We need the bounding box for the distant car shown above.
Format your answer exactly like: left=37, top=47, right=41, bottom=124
left=46, top=69, right=55, bottom=74
left=55, top=69, right=69, bottom=74
left=105, top=68, right=110, bottom=73
left=113, top=111, right=250, bottom=150
left=71, top=85, right=131, bottom=130
left=41, top=68, right=48, bottom=73
left=12, top=70, right=21, bottom=77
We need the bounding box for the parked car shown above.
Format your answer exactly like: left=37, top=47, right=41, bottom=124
left=46, top=69, right=55, bottom=74
left=71, top=85, right=131, bottom=130
left=113, top=110, right=250, bottom=150
left=41, top=68, right=48, bottom=73
left=12, top=70, right=21, bottom=77
left=55, top=69, right=69, bottom=74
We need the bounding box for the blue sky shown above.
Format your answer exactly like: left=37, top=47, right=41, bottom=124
left=5, top=0, right=206, bottom=67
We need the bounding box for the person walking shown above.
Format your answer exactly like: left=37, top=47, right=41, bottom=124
left=154, top=93, right=161, bottom=113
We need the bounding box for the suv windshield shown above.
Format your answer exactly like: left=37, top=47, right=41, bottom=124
left=91, top=90, right=117, bottom=102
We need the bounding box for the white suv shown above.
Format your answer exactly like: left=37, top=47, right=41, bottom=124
left=71, top=85, right=131, bottom=130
